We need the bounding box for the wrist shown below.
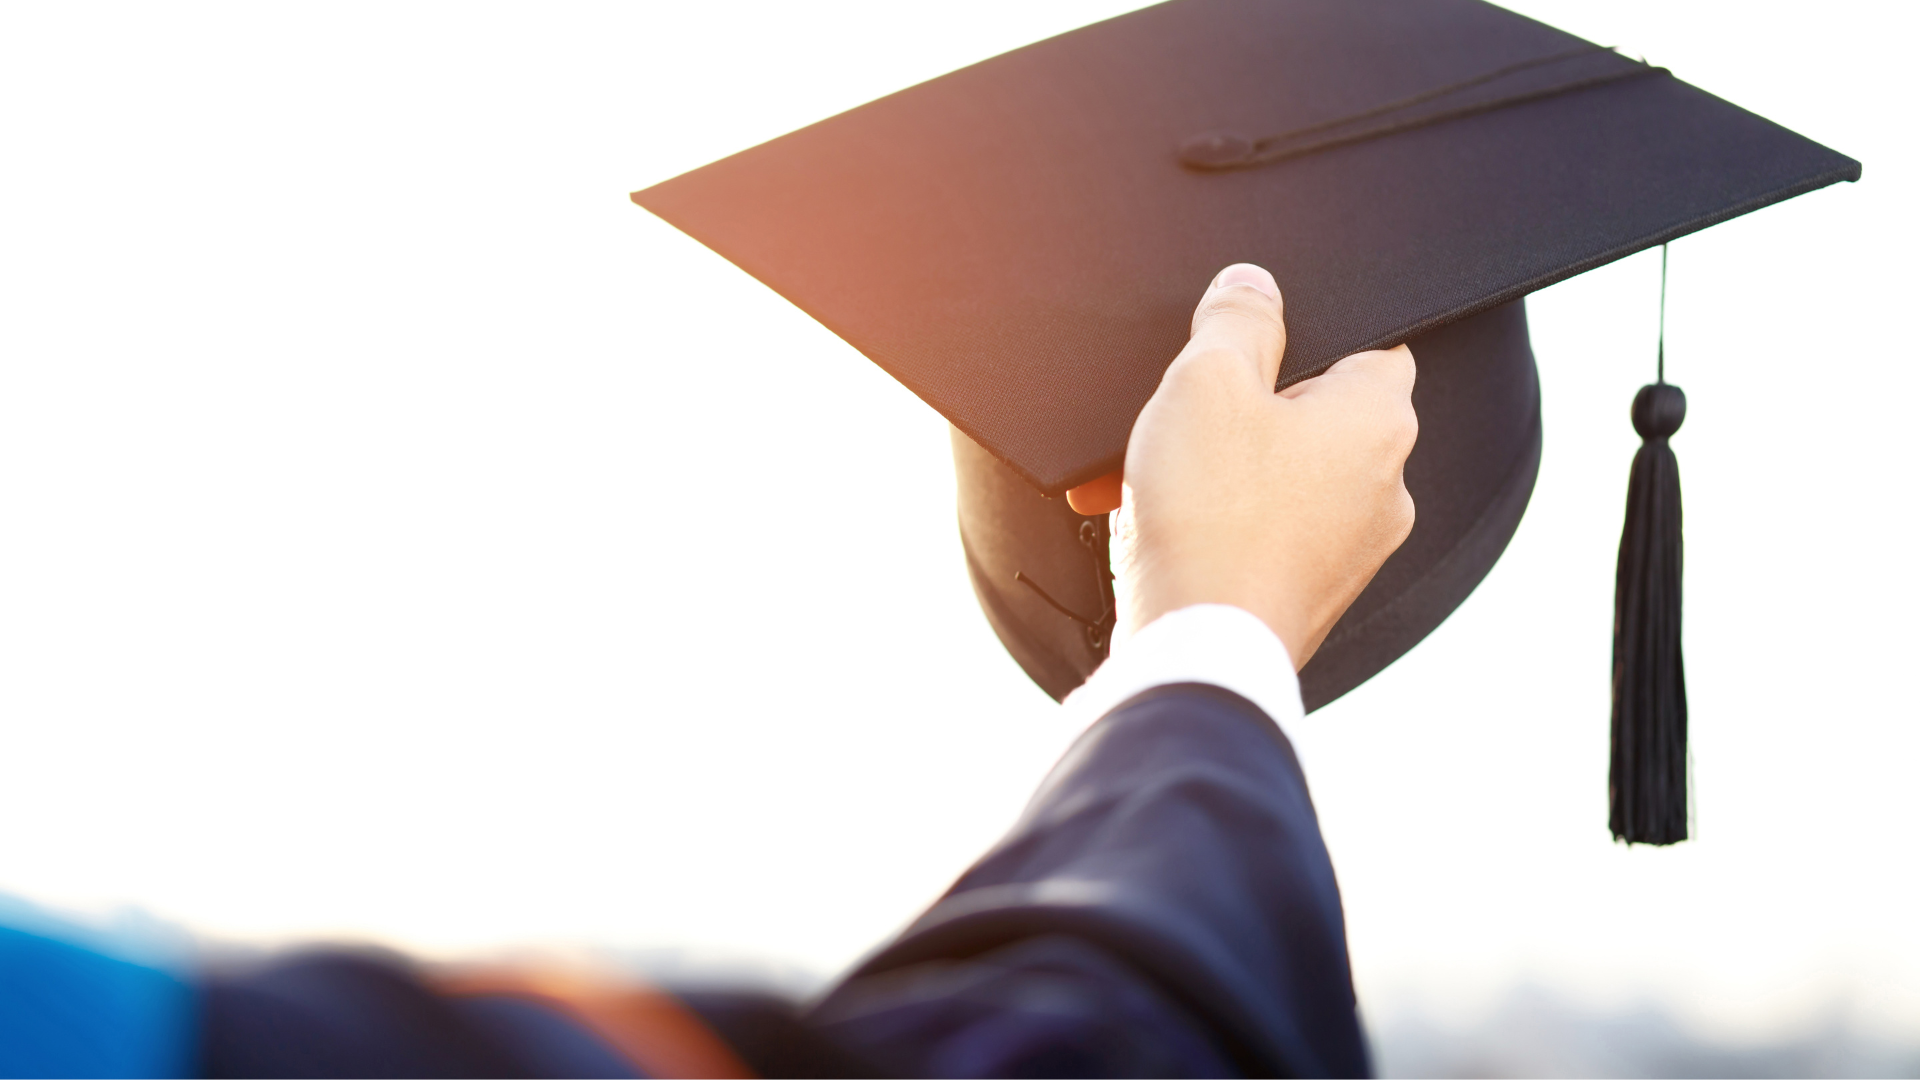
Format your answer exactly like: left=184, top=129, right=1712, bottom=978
left=1067, top=602, right=1304, bottom=732
left=1122, top=569, right=1310, bottom=670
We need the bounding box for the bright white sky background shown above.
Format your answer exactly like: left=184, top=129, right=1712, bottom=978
left=1, top=0, right=1915, bottom=1053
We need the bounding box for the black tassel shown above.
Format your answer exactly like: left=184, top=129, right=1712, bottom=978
left=1610, top=380, right=1688, bottom=844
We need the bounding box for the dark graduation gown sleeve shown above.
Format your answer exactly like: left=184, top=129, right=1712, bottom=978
left=804, top=682, right=1370, bottom=1078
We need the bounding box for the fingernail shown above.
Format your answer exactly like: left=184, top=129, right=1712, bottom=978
left=1212, top=263, right=1279, bottom=300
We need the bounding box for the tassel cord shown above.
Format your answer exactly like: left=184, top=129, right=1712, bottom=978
left=1657, top=243, right=1667, bottom=385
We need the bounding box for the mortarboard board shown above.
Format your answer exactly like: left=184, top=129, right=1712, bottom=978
left=631, top=0, right=1859, bottom=844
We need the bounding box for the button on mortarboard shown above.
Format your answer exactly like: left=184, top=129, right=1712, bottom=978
left=1178, top=132, right=1254, bottom=170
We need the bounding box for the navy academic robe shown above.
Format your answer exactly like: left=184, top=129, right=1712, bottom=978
left=198, top=684, right=1369, bottom=1077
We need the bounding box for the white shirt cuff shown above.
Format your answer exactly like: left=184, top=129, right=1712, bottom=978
left=1062, top=604, right=1304, bottom=732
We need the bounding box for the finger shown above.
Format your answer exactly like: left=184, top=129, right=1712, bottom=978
left=1186, top=263, right=1287, bottom=389
left=1280, top=344, right=1420, bottom=465
left=1276, top=343, right=1415, bottom=403
left=1066, top=470, right=1124, bottom=515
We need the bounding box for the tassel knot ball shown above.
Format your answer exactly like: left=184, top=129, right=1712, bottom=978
left=1631, top=382, right=1686, bottom=439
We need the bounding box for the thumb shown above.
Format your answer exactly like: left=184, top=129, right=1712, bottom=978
left=1187, top=263, right=1288, bottom=389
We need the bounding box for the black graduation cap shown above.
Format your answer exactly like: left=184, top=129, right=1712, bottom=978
left=631, top=0, right=1858, bottom=844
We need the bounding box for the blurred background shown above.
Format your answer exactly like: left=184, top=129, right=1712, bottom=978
left=0, top=2, right=1913, bottom=1076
